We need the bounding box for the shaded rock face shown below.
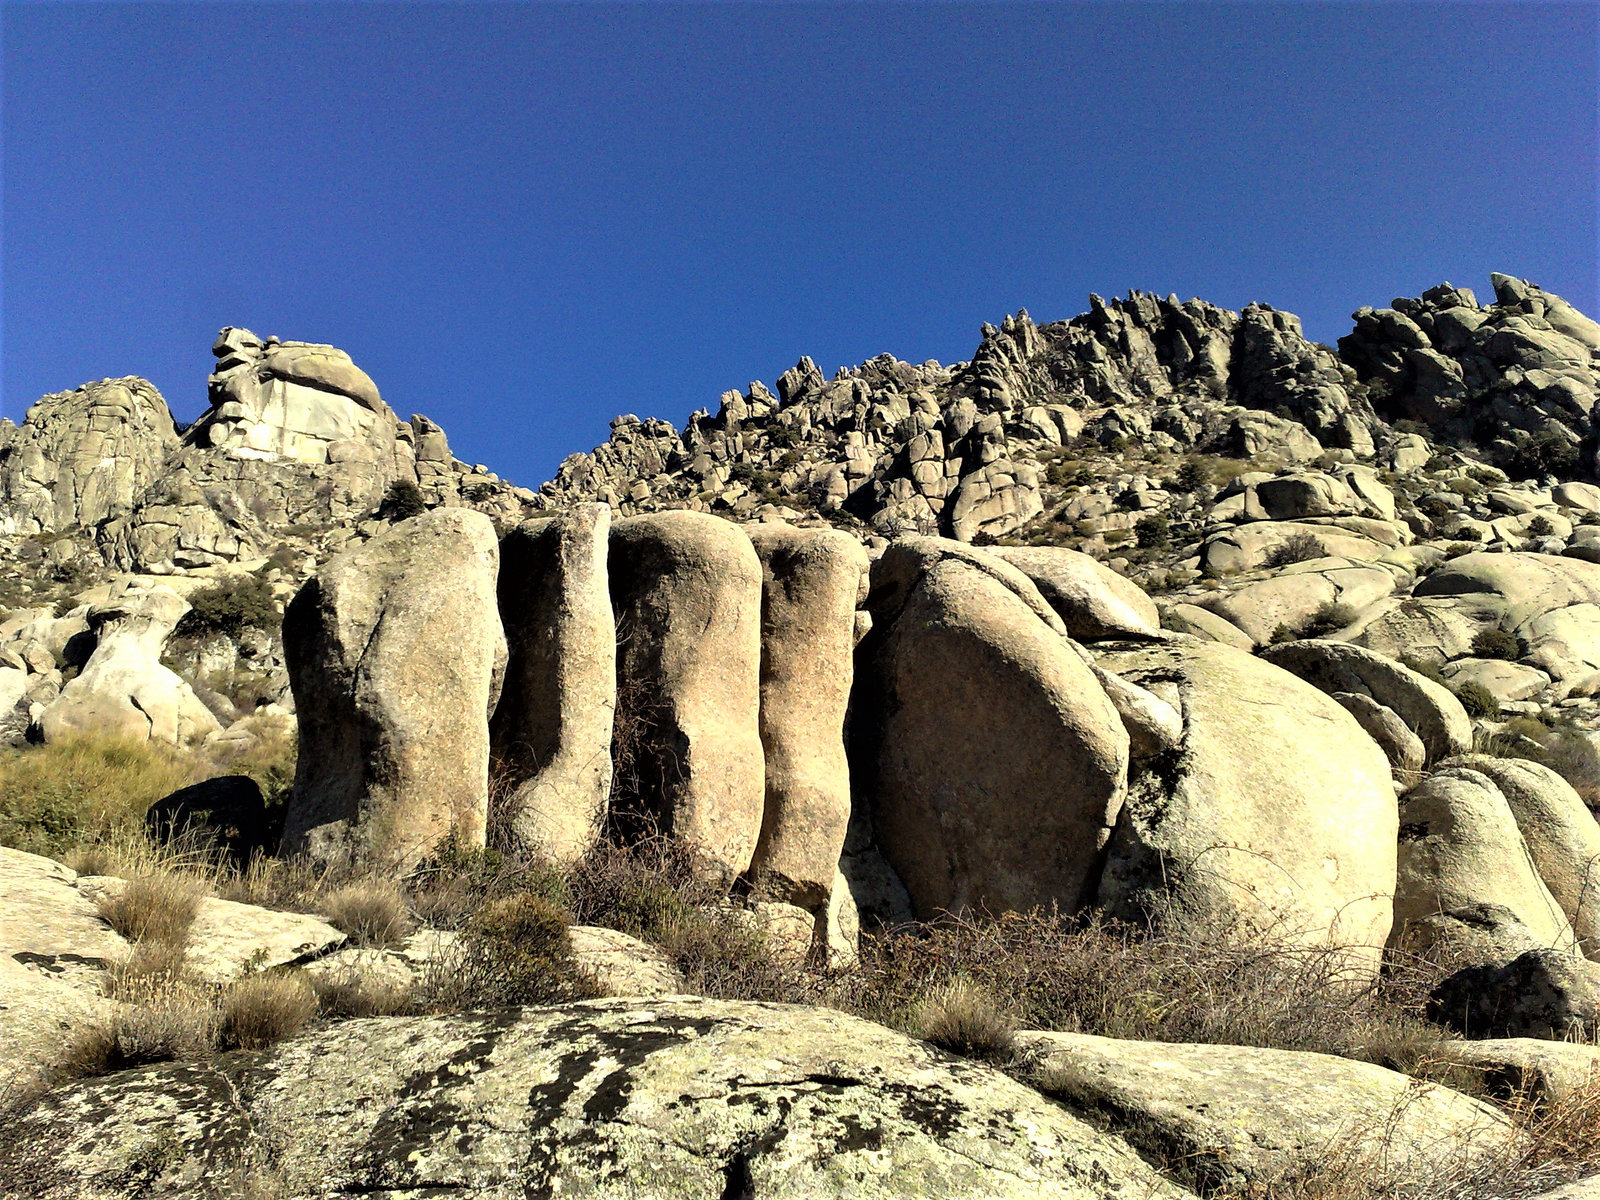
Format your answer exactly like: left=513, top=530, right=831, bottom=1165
left=746, top=523, right=869, bottom=909
left=608, top=511, right=766, bottom=879
left=490, top=504, right=616, bottom=863
left=1340, top=276, right=1600, bottom=469
left=858, top=539, right=1130, bottom=918
left=0, top=998, right=1193, bottom=1200
left=1430, top=948, right=1600, bottom=1040
left=1093, top=639, right=1398, bottom=973
left=281, top=509, right=507, bottom=871
left=0, top=377, right=179, bottom=536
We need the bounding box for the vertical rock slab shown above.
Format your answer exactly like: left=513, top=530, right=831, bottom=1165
left=745, top=523, right=869, bottom=909
left=1095, top=640, right=1398, bottom=976
left=491, top=504, right=615, bottom=862
left=282, top=509, right=506, bottom=871
left=608, top=511, right=764, bottom=879
left=860, top=544, right=1130, bottom=918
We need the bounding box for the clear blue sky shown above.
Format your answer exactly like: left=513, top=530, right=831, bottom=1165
left=4, top=2, right=1596, bottom=486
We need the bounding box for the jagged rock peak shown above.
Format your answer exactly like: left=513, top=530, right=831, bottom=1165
left=0, top=376, right=179, bottom=536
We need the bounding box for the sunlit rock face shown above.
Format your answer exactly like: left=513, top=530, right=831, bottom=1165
left=191, top=327, right=399, bottom=466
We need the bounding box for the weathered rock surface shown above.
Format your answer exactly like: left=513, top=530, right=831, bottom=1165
left=565, top=925, right=685, bottom=997
left=0, top=998, right=1195, bottom=1199
left=0, top=847, right=130, bottom=983
left=987, top=546, right=1162, bottom=640
left=860, top=541, right=1129, bottom=917
left=1394, top=767, right=1578, bottom=955
left=1442, top=755, right=1600, bottom=958
left=281, top=509, right=507, bottom=870
left=491, top=504, right=616, bottom=861
left=1021, top=1030, right=1514, bottom=1194
left=1094, top=639, right=1397, bottom=971
left=1332, top=692, right=1426, bottom=777
left=0, top=377, right=179, bottom=536
left=745, top=523, right=868, bottom=908
left=608, top=511, right=766, bottom=878
left=1429, top=1036, right=1600, bottom=1103
left=1259, top=638, right=1472, bottom=762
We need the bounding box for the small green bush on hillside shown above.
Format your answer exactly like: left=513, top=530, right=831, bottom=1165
left=382, top=480, right=428, bottom=520
left=1263, top=533, right=1326, bottom=569
left=1470, top=628, right=1521, bottom=661
left=1454, top=680, right=1499, bottom=718
left=1134, top=515, right=1170, bottom=549
left=174, top=574, right=280, bottom=638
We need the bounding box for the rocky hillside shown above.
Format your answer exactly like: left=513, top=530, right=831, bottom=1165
left=5, top=274, right=1600, bottom=1198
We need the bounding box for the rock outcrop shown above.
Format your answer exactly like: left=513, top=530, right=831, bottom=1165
left=491, top=504, right=616, bottom=862
left=281, top=509, right=506, bottom=870
left=1094, top=639, right=1398, bottom=972
left=0, top=377, right=179, bottom=537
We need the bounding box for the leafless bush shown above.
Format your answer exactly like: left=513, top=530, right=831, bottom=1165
left=1263, top=533, right=1328, bottom=569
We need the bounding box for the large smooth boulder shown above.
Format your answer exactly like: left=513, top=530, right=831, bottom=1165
left=1444, top=755, right=1600, bottom=958
left=1393, top=768, right=1576, bottom=954
left=1021, top=1031, right=1513, bottom=1195
left=281, top=509, right=507, bottom=871
left=1331, top=692, right=1425, bottom=777
left=1199, top=521, right=1389, bottom=573
left=1260, top=639, right=1472, bottom=762
left=860, top=544, right=1129, bottom=918
left=1199, top=560, right=1394, bottom=646
left=745, top=524, right=868, bottom=909
left=39, top=588, right=221, bottom=749
left=987, top=545, right=1162, bottom=640
left=0, top=998, right=1194, bottom=1200
left=1094, top=640, right=1397, bottom=973
left=491, top=504, right=616, bottom=862
left=1430, top=1037, right=1600, bottom=1103
left=608, top=511, right=765, bottom=879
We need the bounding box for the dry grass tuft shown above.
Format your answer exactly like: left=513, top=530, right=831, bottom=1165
left=218, top=973, right=317, bottom=1051
left=422, top=891, right=597, bottom=1011
left=911, top=976, right=1016, bottom=1062
left=320, top=879, right=413, bottom=948
left=62, top=971, right=217, bottom=1076
left=310, top=971, right=415, bottom=1019
left=96, top=874, right=203, bottom=947
left=0, top=736, right=194, bottom=858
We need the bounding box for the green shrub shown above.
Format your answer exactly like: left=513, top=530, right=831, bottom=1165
left=1509, top=431, right=1579, bottom=481
left=1470, top=628, right=1520, bottom=661
left=1526, top=514, right=1556, bottom=539
left=382, top=480, right=428, bottom=520
left=1168, top=457, right=1213, bottom=492
left=1134, top=515, right=1170, bottom=549
left=174, top=575, right=280, bottom=638
left=1454, top=680, right=1499, bottom=718
left=1268, top=623, right=1299, bottom=645
left=428, top=891, right=595, bottom=1009
left=1299, top=601, right=1359, bottom=639
left=1262, top=533, right=1327, bottom=569
left=1399, top=654, right=1448, bottom=685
